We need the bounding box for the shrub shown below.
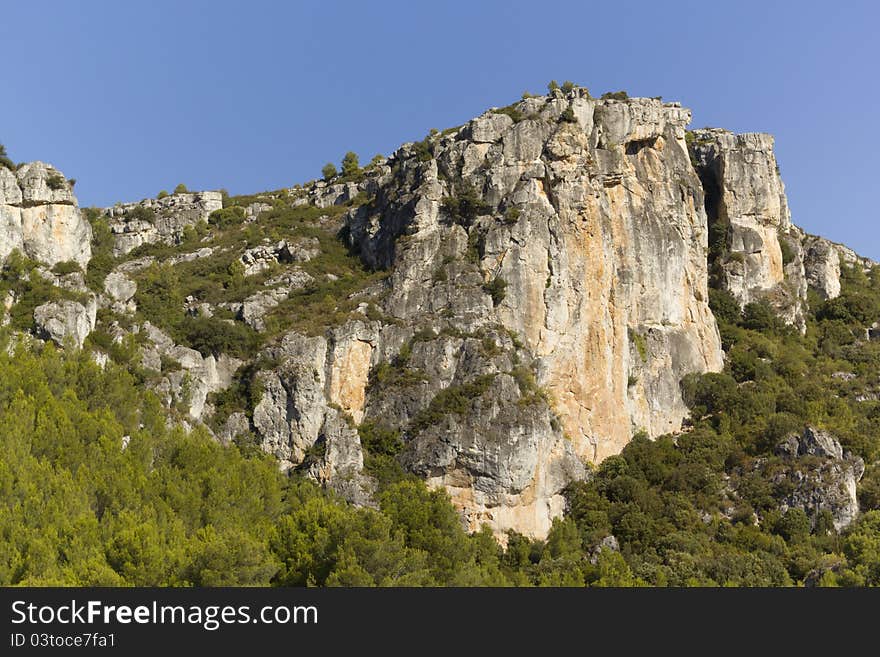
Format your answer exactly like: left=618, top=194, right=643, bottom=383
left=84, top=212, right=115, bottom=291
left=413, top=135, right=435, bottom=162
left=321, top=163, right=338, bottom=180
left=561, top=106, right=577, bottom=123
left=503, top=207, right=521, bottom=225
left=561, top=80, right=575, bottom=93
left=157, top=190, right=169, bottom=199
left=547, top=80, right=560, bottom=93
left=629, top=329, right=648, bottom=363
left=358, top=421, right=404, bottom=457
left=779, top=239, right=795, bottom=266
left=208, top=206, right=246, bottom=229
left=126, top=205, right=156, bottom=223
left=176, top=316, right=259, bottom=359
left=173, top=183, right=189, bottom=194
left=492, top=105, right=524, bottom=123
left=601, top=91, right=629, bottom=101
left=483, top=276, right=507, bottom=306
left=441, top=186, right=490, bottom=227
left=742, top=301, right=781, bottom=332
left=0, top=143, right=13, bottom=170
left=410, top=375, right=495, bottom=434
left=46, top=174, right=67, bottom=190
left=51, top=260, right=82, bottom=276
left=709, top=288, right=742, bottom=326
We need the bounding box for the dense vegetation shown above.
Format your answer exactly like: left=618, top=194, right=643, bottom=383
left=3, top=257, right=880, bottom=585
left=3, top=123, right=880, bottom=585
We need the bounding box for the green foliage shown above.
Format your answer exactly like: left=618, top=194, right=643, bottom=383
left=561, top=80, right=575, bottom=93
left=84, top=211, right=116, bottom=292
left=492, top=104, right=525, bottom=123
left=441, top=186, right=490, bottom=227
left=173, top=183, right=188, bottom=194
left=126, top=205, right=156, bottom=223
left=629, top=329, right=648, bottom=363
left=410, top=375, right=495, bottom=434
left=413, top=134, right=435, bottom=162
left=46, top=174, right=66, bottom=190
left=601, top=90, right=629, bottom=101
left=0, top=143, right=14, bottom=170
left=358, top=421, right=404, bottom=457
left=709, top=288, right=741, bottom=325
left=483, top=276, right=507, bottom=306
left=51, top=260, right=82, bottom=276
left=321, top=162, right=338, bottom=180
left=547, top=80, right=559, bottom=93
left=560, top=106, right=577, bottom=123
left=780, top=238, right=795, bottom=266
left=0, top=251, right=87, bottom=332
left=208, top=205, right=246, bottom=229
left=177, top=316, right=260, bottom=359
left=157, top=190, right=169, bottom=199
left=341, top=151, right=360, bottom=178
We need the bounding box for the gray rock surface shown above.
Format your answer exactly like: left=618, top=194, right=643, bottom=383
left=138, top=322, right=242, bottom=420
left=770, top=426, right=864, bottom=531
left=689, top=129, right=806, bottom=330
left=251, top=324, right=376, bottom=504
left=105, top=190, right=222, bottom=256
left=103, top=271, right=137, bottom=314
left=33, top=297, right=97, bottom=348
left=0, top=162, right=92, bottom=267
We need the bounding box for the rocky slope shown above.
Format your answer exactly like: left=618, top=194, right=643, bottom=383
left=0, top=87, right=874, bottom=539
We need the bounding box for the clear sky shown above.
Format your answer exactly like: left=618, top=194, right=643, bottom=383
left=2, top=1, right=878, bottom=257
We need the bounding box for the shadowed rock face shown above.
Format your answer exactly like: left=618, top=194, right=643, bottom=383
left=0, top=162, right=91, bottom=267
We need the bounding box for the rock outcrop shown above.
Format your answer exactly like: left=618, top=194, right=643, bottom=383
left=0, top=162, right=92, bottom=267
left=139, top=322, right=241, bottom=420
left=251, top=322, right=376, bottom=504
left=105, top=190, right=222, bottom=256
left=33, top=297, right=97, bottom=348
left=689, top=129, right=807, bottom=329
left=771, top=426, right=865, bottom=531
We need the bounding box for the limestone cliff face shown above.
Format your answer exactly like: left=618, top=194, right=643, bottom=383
left=0, top=162, right=91, bottom=267
left=351, top=92, right=723, bottom=454
left=338, top=90, right=724, bottom=534
left=689, top=130, right=808, bottom=328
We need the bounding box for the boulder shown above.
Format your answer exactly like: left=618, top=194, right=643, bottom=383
left=33, top=297, right=97, bottom=348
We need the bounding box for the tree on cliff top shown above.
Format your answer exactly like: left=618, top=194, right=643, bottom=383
left=0, top=144, right=14, bottom=170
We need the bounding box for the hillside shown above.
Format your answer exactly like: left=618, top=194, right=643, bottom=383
left=2, top=86, right=880, bottom=586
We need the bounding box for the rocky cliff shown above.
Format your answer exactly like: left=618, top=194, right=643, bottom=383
left=106, top=190, right=222, bottom=256
left=0, top=161, right=91, bottom=266
left=2, top=87, right=874, bottom=539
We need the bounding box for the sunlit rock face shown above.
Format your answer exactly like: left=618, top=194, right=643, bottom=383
left=0, top=162, right=91, bottom=267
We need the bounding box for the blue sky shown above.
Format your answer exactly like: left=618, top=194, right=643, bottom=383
left=2, top=1, right=878, bottom=257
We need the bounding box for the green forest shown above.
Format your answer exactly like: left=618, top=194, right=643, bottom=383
left=2, top=254, right=880, bottom=586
